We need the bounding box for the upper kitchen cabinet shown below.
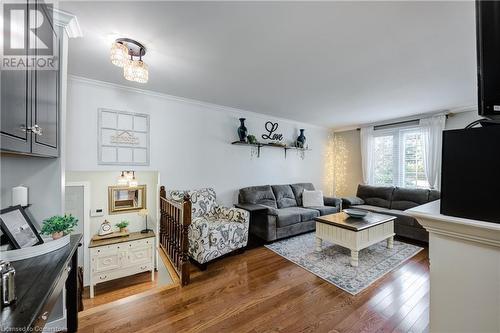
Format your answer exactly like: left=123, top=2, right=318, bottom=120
left=1, top=0, right=79, bottom=157
left=1, top=63, right=31, bottom=154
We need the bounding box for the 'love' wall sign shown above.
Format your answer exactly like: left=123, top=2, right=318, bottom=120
left=261, top=121, right=283, bottom=141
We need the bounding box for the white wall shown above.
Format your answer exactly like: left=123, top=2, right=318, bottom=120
left=1, top=155, right=63, bottom=226
left=66, top=77, right=334, bottom=206
left=445, top=109, right=482, bottom=130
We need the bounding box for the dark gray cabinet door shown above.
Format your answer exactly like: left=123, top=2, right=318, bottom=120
left=31, top=4, right=59, bottom=157
left=1, top=0, right=60, bottom=157
left=0, top=1, right=31, bottom=153
left=0, top=61, right=32, bottom=153
left=31, top=59, right=59, bottom=156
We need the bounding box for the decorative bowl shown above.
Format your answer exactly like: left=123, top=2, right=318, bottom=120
left=344, top=209, right=368, bottom=218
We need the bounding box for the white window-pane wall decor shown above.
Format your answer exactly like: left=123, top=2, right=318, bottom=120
left=98, top=109, right=150, bottom=166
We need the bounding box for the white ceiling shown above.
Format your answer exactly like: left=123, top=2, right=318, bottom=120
left=61, top=1, right=477, bottom=129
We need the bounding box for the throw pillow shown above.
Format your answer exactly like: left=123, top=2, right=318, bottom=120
left=302, top=190, right=323, bottom=207
left=344, top=196, right=365, bottom=206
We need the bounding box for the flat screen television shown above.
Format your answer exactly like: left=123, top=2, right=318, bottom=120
left=476, top=0, right=500, bottom=118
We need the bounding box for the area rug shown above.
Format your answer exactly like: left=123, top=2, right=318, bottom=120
left=265, top=232, right=423, bottom=295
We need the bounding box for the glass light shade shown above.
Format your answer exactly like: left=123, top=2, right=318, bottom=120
left=138, top=208, right=148, bottom=216
left=110, top=42, right=128, bottom=67
left=117, top=172, right=128, bottom=186
left=124, top=59, right=148, bottom=83
left=125, top=171, right=134, bottom=181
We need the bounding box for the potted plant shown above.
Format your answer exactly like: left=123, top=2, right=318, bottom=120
left=116, top=220, right=129, bottom=233
left=247, top=135, right=258, bottom=145
left=41, top=215, right=78, bottom=240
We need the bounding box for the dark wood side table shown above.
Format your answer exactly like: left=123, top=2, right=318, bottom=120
left=235, top=203, right=270, bottom=243
left=1, top=234, right=82, bottom=332
left=234, top=203, right=269, bottom=224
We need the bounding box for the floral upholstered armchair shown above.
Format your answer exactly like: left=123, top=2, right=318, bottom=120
left=169, top=188, right=250, bottom=269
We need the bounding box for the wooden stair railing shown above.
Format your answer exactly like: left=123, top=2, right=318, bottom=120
left=159, top=186, right=191, bottom=286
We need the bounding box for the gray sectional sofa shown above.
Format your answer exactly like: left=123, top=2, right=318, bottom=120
left=343, top=185, right=440, bottom=243
left=237, top=183, right=342, bottom=242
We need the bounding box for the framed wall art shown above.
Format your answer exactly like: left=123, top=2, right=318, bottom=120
left=0, top=205, right=44, bottom=249
left=98, top=108, right=150, bottom=166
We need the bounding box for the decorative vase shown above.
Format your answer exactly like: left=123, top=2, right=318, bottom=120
left=120, top=227, right=128, bottom=233
left=296, top=129, right=306, bottom=148
left=52, top=231, right=64, bottom=240
left=237, top=118, right=248, bottom=142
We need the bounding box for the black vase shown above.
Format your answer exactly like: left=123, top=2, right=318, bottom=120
left=237, top=118, right=248, bottom=142
left=297, top=129, right=306, bottom=148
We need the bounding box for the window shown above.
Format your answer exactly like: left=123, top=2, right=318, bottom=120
left=401, top=130, right=428, bottom=188
left=371, top=127, right=429, bottom=189
left=373, top=135, right=394, bottom=186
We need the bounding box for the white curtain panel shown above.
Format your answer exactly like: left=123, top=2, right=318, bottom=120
left=360, top=126, right=375, bottom=185
left=420, top=115, right=446, bottom=189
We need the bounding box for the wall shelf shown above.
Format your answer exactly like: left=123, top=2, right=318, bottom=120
left=231, top=141, right=311, bottom=158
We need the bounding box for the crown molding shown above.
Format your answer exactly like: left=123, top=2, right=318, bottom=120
left=447, top=104, right=478, bottom=114
left=333, top=105, right=479, bottom=133
left=54, top=9, right=83, bottom=38
left=68, top=75, right=329, bottom=130
left=332, top=125, right=360, bottom=133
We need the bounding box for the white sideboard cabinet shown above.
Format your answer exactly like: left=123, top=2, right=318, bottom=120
left=89, top=231, right=155, bottom=298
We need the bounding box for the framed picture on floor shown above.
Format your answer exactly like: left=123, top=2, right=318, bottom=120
left=0, top=206, right=44, bottom=249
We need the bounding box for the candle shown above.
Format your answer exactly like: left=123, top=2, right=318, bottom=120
left=12, top=186, right=28, bottom=207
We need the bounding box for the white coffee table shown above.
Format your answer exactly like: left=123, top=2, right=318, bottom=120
left=315, top=211, right=396, bottom=267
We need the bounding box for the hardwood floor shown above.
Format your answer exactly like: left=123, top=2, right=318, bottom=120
left=82, top=249, right=175, bottom=310
left=78, top=245, right=429, bottom=333
left=82, top=272, right=160, bottom=309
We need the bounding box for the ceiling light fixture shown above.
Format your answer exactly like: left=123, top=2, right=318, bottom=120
left=110, top=38, right=148, bottom=83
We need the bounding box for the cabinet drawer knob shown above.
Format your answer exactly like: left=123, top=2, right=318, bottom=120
left=20, top=124, right=43, bottom=136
